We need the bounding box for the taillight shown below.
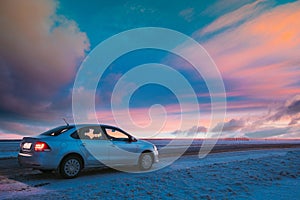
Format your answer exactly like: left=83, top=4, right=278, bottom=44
left=34, top=141, right=51, bottom=152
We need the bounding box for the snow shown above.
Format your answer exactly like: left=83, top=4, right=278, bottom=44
left=1, top=139, right=300, bottom=159
left=1, top=148, right=300, bottom=199
left=250, top=177, right=300, bottom=200
left=0, top=141, right=20, bottom=159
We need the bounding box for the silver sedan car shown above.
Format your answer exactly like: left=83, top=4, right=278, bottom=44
left=18, top=124, right=159, bottom=178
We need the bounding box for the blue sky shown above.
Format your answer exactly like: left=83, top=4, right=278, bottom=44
left=0, top=0, right=300, bottom=139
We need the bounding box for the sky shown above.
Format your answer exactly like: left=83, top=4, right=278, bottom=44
left=0, top=0, right=300, bottom=139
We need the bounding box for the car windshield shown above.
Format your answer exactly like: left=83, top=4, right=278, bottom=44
left=40, top=125, right=74, bottom=136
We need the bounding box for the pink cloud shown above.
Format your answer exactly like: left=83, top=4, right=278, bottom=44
left=92, top=103, right=206, bottom=138
left=211, top=95, right=300, bottom=138
left=0, top=0, right=90, bottom=118
left=199, top=0, right=271, bottom=36
left=0, top=121, right=49, bottom=138
left=196, top=1, right=300, bottom=100
left=0, top=133, right=24, bottom=140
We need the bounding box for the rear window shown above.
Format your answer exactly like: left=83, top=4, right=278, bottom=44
left=40, top=125, right=74, bottom=136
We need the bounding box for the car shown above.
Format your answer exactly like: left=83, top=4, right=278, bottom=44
left=18, top=124, right=159, bottom=178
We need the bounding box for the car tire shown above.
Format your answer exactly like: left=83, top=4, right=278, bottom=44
left=59, top=155, right=82, bottom=179
left=139, top=152, right=153, bottom=171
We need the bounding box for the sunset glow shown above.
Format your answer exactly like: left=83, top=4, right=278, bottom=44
left=0, top=0, right=299, bottom=139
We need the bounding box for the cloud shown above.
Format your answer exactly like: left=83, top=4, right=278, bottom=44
left=212, top=119, right=245, bottom=132
left=286, top=98, right=300, bottom=115
left=94, top=105, right=183, bottom=137
left=171, top=126, right=207, bottom=137
left=210, top=95, right=300, bottom=138
left=245, top=127, right=291, bottom=138
left=0, top=0, right=90, bottom=121
left=267, top=95, right=300, bottom=124
left=0, top=121, right=49, bottom=138
left=200, top=0, right=254, bottom=17
left=179, top=8, right=194, bottom=22
left=289, top=117, right=300, bottom=126
left=194, top=1, right=300, bottom=101
left=199, top=0, right=272, bottom=36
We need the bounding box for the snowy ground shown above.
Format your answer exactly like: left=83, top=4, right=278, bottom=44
left=1, top=148, right=299, bottom=199
left=0, top=141, right=20, bottom=159
left=1, top=139, right=300, bottom=159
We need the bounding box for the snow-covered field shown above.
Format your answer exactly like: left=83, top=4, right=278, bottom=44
left=1, top=139, right=300, bottom=159
left=0, top=141, right=20, bottom=159
left=1, top=148, right=300, bottom=199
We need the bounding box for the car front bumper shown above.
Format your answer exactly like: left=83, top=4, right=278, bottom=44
left=153, top=149, right=159, bottom=163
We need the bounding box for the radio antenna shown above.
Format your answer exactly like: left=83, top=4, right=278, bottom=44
left=63, top=118, right=69, bottom=127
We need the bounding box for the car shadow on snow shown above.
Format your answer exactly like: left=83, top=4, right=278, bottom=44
left=0, top=158, right=139, bottom=189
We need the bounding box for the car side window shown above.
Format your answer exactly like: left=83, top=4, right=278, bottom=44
left=73, top=127, right=106, bottom=140
left=105, top=128, right=129, bottom=141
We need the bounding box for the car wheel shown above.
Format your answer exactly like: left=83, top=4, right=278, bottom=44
left=139, top=152, right=153, bottom=170
left=60, top=156, right=82, bottom=178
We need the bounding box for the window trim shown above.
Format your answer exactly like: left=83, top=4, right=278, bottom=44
left=71, top=126, right=108, bottom=140
left=101, top=125, right=131, bottom=141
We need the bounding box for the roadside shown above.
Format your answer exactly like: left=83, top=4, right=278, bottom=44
left=1, top=139, right=300, bottom=159
left=1, top=148, right=300, bottom=199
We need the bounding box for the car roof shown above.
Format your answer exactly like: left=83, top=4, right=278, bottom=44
left=69, top=124, right=129, bottom=135
left=68, top=124, right=118, bottom=129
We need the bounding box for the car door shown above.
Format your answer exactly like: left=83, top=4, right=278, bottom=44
left=76, top=126, right=110, bottom=166
left=103, top=126, right=139, bottom=165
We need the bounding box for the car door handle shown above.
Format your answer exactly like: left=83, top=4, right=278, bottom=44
left=81, top=143, right=86, bottom=146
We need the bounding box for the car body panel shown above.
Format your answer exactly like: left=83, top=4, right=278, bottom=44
left=18, top=124, right=159, bottom=171
left=77, top=139, right=110, bottom=166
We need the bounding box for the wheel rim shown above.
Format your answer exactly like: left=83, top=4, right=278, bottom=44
left=141, top=154, right=153, bottom=169
left=64, top=158, right=80, bottom=177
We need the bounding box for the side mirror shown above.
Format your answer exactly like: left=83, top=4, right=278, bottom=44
left=129, top=136, right=137, bottom=142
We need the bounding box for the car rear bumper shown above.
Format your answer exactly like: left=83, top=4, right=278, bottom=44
left=18, top=152, right=58, bottom=170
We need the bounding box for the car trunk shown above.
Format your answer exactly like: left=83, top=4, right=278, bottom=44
left=19, top=137, right=39, bottom=153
